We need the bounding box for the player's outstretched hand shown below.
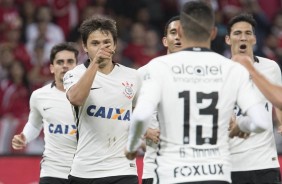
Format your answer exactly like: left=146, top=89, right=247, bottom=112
left=229, top=114, right=250, bottom=139
left=124, top=148, right=137, bottom=160
left=144, top=128, right=160, bottom=144
left=12, top=132, right=26, bottom=150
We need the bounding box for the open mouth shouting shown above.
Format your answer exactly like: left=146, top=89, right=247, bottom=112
left=239, top=44, right=247, bottom=53
left=174, top=42, right=182, bottom=48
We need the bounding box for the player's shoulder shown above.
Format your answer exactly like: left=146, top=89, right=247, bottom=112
left=64, top=63, right=85, bottom=82
left=70, top=63, right=86, bottom=73
left=31, top=82, right=54, bottom=98
left=256, top=56, right=280, bottom=68
left=115, top=63, right=139, bottom=75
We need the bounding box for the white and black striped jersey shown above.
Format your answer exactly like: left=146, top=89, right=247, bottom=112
left=63, top=61, right=141, bottom=178
left=230, top=56, right=281, bottom=171
left=28, top=82, right=77, bottom=178
left=132, top=48, right=263, bottom=183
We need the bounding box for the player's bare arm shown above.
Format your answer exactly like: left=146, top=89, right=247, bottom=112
left=232, top=54, right=282, bottom=110
left=67, top=43, right=114, bottom=106
left=229, top=115, right=250, bottom=139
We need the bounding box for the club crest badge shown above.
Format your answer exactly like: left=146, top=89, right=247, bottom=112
left=122, top=81, right=134, bottom=99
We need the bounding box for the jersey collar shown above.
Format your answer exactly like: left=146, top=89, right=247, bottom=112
left=183, top=47, right=212, bottom=52
left=51, top=81, right=56, bottom=88
left=254, top=56, right=259, bottom=63
left=83, top=59, right=119, bottom=68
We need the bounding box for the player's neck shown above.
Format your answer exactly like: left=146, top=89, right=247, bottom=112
left=232, top=52, right=255, bottom=63
left=182, top=40, right=210, bottom=50
left=98, top=62, right=114, bottom=75
left=55, top=82, right=65, bottom=92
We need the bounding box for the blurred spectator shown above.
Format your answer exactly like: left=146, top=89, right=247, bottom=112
left=257, top=0, right=281, bottom=21
left=67, top=5, right=104, bottom=42
left=211, top=10, right=227, bottom=55
left=261, top=33, right=280, bottom=62
left=0, top=61, right=31, bottom=154
left=49, top=0, right=79, bottom=39
left=26, top=5, right=65, bottom=66
left=0, top=0, right=19, bottom=41
left=2, top=19, right=33, bottom=72
left=0, top=44, right=15, bottom=81
left=123, top=22, right=146, bottom=68
left=272, top=11, right=282, bottom=48
left=240, top=0, right=271, bottom=56
left=134, top=29, right=162, bottom=68
left=27, top=37, right=53, bottom=90
left=113, top=38, right=134, bottom=67
left=134, top=5, right=152, bottom=29
left=18, top=0, right=37, bottom=43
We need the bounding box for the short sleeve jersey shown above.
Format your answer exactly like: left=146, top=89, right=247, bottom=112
left=63, top=61, right=141, bottom=178
left=28, top=82, right=77, bottom=178
left=230, top=56, right=281, bottom=171
left=137, top=48, right=262, bottom=183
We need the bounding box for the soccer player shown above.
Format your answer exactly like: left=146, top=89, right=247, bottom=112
left=225, top=13, right=282, bottom=184
left=11, top=42, right=78, bottom=184
left=141, top=15, right=183, bottom=184
left=63, top=15, right=141, bottom=184
left=125, top=1, right=271, bottom=183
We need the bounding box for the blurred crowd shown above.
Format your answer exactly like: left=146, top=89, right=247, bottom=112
left=1, top=0, right=282, bottom=155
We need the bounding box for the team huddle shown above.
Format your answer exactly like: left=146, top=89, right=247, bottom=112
left=11, top=1, right=282, bottom=184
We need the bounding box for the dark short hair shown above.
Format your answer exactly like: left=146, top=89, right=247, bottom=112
left=50, top=42, right=79, bottom=64
left=227, top=13, right=257, bottom=35
left=180, top=1, right=214, bottom=42
left=164, top=16, right=180, bottom=36
left=79, top=15, right=117, bottom=46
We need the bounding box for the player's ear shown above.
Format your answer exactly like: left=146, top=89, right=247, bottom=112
left=225, top=35, right=231, bottom=46
left=82, top=43, right=88, bottom=53
left=211, top=27, right=217, bottom=41
left=49, top=64, right=54, bottom=74
left=162, top=37, right=168, bottom=47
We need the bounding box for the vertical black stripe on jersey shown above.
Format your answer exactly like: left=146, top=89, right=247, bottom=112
left=154, top=142, right=162, bottom=184
left=73, top=106, right=79, bottom=141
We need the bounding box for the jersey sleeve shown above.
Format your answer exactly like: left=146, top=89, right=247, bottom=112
left=137, top=65, right=159, bottom=129
left=63, top=69, right=79, bottom=92
left=23, top=91, right=43, bottom=142
left=132, top=70, right=143, bottom=108
left=27, top=92, right=43, bottom=129
left=137, top=61, right=163, bottom=107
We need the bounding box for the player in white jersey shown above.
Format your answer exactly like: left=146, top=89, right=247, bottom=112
left=225, top=13, right=282, bottom=184
left=63, top=15, right=141, bottom=184
left=11, top=42, right=78, bottom=184
left=233, top=54, right=282, bottom=110
left=125, top=1, right=271, bottom=184
left=141, top=15, right=183, bottom=184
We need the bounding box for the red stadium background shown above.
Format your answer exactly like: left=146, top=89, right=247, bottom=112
left=0, top=155, right=282, bottom=184
left=0, top=155, right=144, bottom=184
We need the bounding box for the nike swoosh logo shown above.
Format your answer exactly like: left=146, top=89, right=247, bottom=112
left=91, top=87, right=102, bottom=90
left=43, top=107, right=53, bottom=111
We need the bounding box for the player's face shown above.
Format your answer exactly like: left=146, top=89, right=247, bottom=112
left=162, top=20, right=182, bottom=54
left=83, top=30, right=116, bottom=67
left=50, top=50, right=77, bottom=83
left=225, top=21, right=256, bottom=57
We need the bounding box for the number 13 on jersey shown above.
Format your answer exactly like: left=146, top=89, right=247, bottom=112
left=179, top=91, right=219, bottom=145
